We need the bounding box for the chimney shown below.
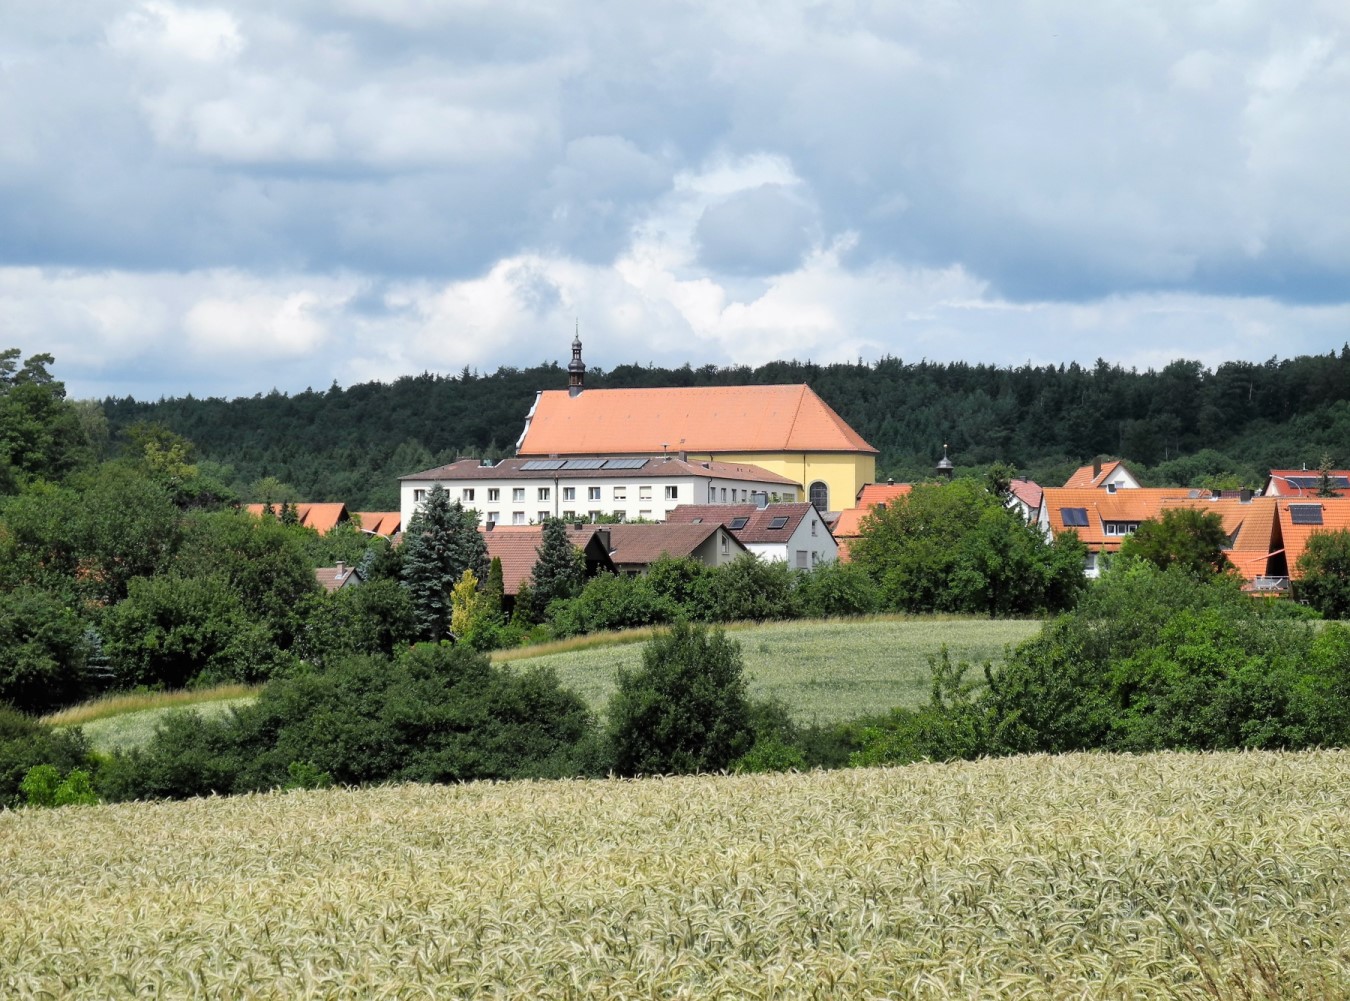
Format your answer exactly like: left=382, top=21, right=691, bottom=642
left=887, top=477, right=894, bottom=486
left=1093, top=458, right=1102, bottom=479
left=1240, top=488, right=1253, bottom=503
left=335, top=561, right=346, bottom=578
left=484, top=521, right=495, bottom=532
left=595, top=527, right=611, bottom=551
left=876, top=502, right=886, bottom=512
left=754, top=491, right=769, bottom=510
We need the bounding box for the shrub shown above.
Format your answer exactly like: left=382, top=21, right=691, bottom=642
left=0, top=587, right=91, bottom=714
left=695, top=554, right=801, bottom=623
left=0, top=706, right=95, bottom=809
left=605, top=622, right=755, bottom=775
left=794, top=561, right=880, bottom=618
left=1294, top=529, right=1350, bottom=618
left=547, top=573, right=674, bottom=637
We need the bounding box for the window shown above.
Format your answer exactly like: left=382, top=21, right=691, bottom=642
left=462, top=488, right=475, bottom=502
left=809, top=481, right=829, bottom=511
left=1060, top=507, right=1089, bottom=527
left=708, top=485, right=716, bottom=502
left=720, top=487, right=727, bottom=502
left=588, top=486, right=601, bottom=500
left=562, top=510, right=576, bottom=521
left=563, top=487, right=576, bottom=501
left=512, top=511, right=526, bottom=525
left=487, top=488, right=500, bottom=502
left=413, top=488, right=426, bottom=503
left=768, top=516, right=789, bottom=530
left=512, top=487, right=525, bottom=502
left=538, top=511, right=549, bottom=523
left=538, top=487, right=550, bottom=501
left=639, top=486, right=652, bottom=500
left=588, top=510, right=602, bottom=521
left=811, top=551, right=820, bottom=566
left=720, top=534, right=729, bottom=555
left=795, top=550, right=808, bottom=569
left=729, top=516, right=749, bottom=531
left=665, top=485, right=678, bottom=500
left=612, top=510, right=625, bottom=522
left=639, top=509, right=652, bottom=521
left=613, top=486, right=627, bottom=500
left=485, top=513, right=497, bottom=526
left=810, top=519, right=817, bottom=536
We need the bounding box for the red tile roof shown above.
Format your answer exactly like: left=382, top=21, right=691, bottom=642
left=606, top=523, right=745, bottom=565
left=481, top=524, right=612, bottom=595
left=665, top=502, right=829, bottom=544
left=1009, top=478, right=1043, bottom=511
left=1265, top=470, right=1350, bottom=498
left=314, top=564, right=360, bottom=592
left=516, top=385, right=877, bottom=456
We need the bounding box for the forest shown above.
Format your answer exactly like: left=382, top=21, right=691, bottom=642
left=100, top=348, right=1350, bottom=509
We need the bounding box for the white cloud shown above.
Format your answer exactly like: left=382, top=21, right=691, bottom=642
left=107, top=2, right=245, bottom=63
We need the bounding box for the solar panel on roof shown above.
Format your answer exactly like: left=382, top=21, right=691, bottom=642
left=1289, top=475, right=1350, bottom=490
left=1060, top=507, right=1089, bottom=527
left=1290, top=504, right=1324, bottom=525
left=603, top=458, right=648, bottom=469
left=768, top=516, right=789, bottom=530
left=520, top=459, right=566, bottom=470
left=563, top=458, right=606, bottom=470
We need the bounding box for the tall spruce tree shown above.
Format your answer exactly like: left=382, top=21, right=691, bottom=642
left=401, top=486, right=487, bottom=641
left=530, top=517, right=585, bottom=614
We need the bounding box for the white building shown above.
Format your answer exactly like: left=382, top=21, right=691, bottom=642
left=399, top=456, right=800, bottom=529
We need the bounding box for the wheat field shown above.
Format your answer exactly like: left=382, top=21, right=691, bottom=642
left=4, top=750, right=1349, bottom=999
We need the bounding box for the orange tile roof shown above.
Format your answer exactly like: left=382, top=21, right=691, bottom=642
left=244, top=502, right=350, bottom=535
left=1044, top=488, right=1287, bottom=582
left=833, top=483, right=913, bottom=539
left=516, top=385, right=877, bottom=456
left=1063, top=460, right=1133, bottom=489
left=1277, top=499, right=1350, bottom=578
left=352, top=512, right=401, bottom=536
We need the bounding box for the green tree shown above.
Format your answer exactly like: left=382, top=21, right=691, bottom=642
left=0, top=349, right=92, bottom=488
left=0, top=588, right=91, bottom=714
left=530, top=518, right=585, bottom=613
left=1317, top=453, right=1340, bottom=498
left=851, top=479, right=1085, bottom=615
left=605, top=622, right=755, bottom=775
left=1294, top=530, right=1350, bottom=618
left=401, top=486, right=487, bottom=642
left=1118, top=507, right=1233, bottom=577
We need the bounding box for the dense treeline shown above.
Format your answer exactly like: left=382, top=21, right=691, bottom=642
left=101, top=348, right=1350, bottom=508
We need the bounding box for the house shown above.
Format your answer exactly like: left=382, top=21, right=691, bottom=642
left=832, top=482, right=913, bottom=562
left=1062, top=459, right=1142, bottom=491
left=1273, top=497, right=1350, bottom=588
left=315, top=561, right=362, bottom=592
left=244, top=502, right=350, bottom=534
left=1041, top=486, right=1293, bottom=589
left=352, top=512, right=401, bottom=537
left=513, top=336, right=877, bottom=514
left=1264, top=469, right=1350, bottom=498
left=1007, top=479, right=1043, bottom=523
left=399, top=455, right=799, bottom=531
left=666, top=501, right=837, bottom=568
left=480, top=524, right=618, bottom=601
left=604, top=522, right=747, bottom=574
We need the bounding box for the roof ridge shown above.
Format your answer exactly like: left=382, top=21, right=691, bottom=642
left=783, top=384, right=809, bottom=451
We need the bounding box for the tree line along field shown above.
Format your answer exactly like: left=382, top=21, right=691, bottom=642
left=55, top=618, right=1043, bottom=752
left=4, top=749, right=1348, bottom=999
left=503, top=616, right=1042, bottom=725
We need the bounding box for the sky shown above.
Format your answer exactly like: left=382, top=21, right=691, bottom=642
left=4, top=1, right=1350, bottom=401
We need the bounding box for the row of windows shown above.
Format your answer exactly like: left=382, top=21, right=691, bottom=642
left=484, top=510, right=653, bottom=526
left=434, top=485, right=682, bottom=503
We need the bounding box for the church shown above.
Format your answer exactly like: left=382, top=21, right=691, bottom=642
left=515, top=336, right=877, bottom=513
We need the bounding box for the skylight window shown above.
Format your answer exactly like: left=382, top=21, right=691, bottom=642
left=1290, top=504, right=1324, bottom=525
left=768, top=516, right=789, bottom=530
left=1060, top=508, right=1089, bottom=527
left=729, top=516, right=749, bottom=530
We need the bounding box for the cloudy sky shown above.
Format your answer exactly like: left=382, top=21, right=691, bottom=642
left=4, top=1, right=1350, bottom=400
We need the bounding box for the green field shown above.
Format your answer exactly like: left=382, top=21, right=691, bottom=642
left=74, top=698, right=255, bottom=753
left=4, top=750, right=1347, bottom=998
left=508, top=617, right=1042, bottom=723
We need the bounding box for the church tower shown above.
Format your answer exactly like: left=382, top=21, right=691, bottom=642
left=568, top=326, right=585, bottom=397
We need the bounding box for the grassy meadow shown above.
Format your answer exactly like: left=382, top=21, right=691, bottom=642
left=43, top=685, right=263, bottom=754
left=4, top=749, right=1349, bottom=999
left=506, top=616, right=1042, bottom=723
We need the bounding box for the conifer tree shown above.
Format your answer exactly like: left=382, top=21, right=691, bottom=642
left=530, top=517, right=585, bottom=612
left=401, top=486, right=487, bottom=642
left=484, top=556, right=505, bottom=619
